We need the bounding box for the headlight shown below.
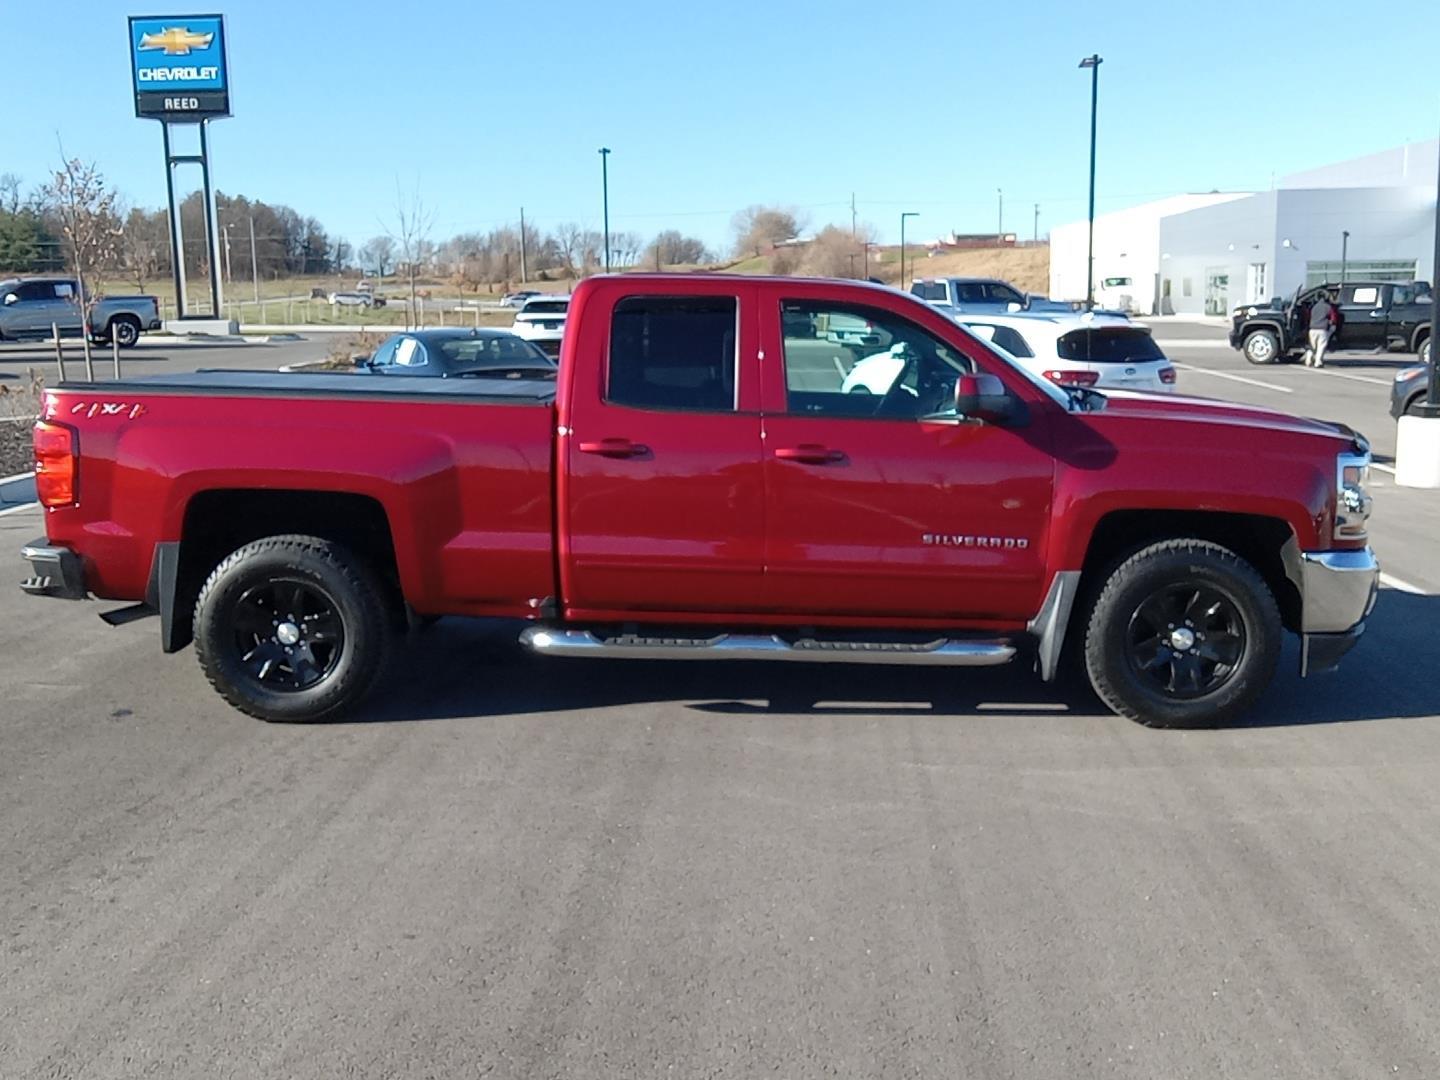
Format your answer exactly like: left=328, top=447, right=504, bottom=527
left=1397, top=366, right=1425, bottom=382
left=1246, top=306, right=1258, bottom=317
left=1334, top=449, right=1372, bottom=541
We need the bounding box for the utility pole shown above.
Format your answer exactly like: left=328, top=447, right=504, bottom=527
left=1034, top=203, right=1040, bottom=243
left=1340, top=230, right=1349, bottom=284
left=520, top=206, right=528, bottom=283
left=222, top=224, right=232, bottom=283
left=997, top=188, right=1003, bottom=241
left=599, top=147, right=611, bottom=273
left=1079, top=54, right=1104, bottom=310
left=247, top=215, right=259, bottom=303
left=851, top=192, right=857, bottom=238
left=900, top=212, right=918, bottom=291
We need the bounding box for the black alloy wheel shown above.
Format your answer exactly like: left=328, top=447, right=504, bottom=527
left=231, top=578, right=346, bottom=691
left=1125, top=582, right=1245, bottom=699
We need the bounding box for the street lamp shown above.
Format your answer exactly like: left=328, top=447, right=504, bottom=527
left=1340, top=230, right=1350, bottom=284
left=1079, top=54, right=1103, bottom=310
left=598, top=147, right=611, bottom=273
left=900, top=211, right=918, bottom=290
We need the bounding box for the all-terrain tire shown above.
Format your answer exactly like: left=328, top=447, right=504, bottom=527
left=1083, top=539, right=1281, bottom=728
left=1243, top=329, right=1280, bottom=365
left=193, top=534, right=393, bottom=722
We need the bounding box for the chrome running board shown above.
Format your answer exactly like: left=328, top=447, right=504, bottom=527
left=520, top=627, right=1015, bottom=666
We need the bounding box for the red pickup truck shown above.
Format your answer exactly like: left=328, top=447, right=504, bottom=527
left=21, top=274, right=1378, bottom=728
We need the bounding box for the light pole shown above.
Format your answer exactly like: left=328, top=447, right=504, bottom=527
left=900, top=211, right=918, bottom=290
left=1033, top=203, right=1040, bottom=243
left=598, top=147, right=611, bottom=273
left=1079, top=54, right=1103, bottom=310
left=997, top=188, right=1003, bottom=241
left=1340, top=230, right=1350, bottom=284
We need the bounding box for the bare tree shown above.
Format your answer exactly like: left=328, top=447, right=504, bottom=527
left=732, top=205, right=802, bottom=257
left=120, top=206, right=169, bottom=291
left=41, top=149, right=123, bottom=368
left=359, top=235, right=395, bottom=280
left=0, top=173, right=21, bottom=215
left=647, top=230, right=710, bottom=269
left=801, top=223, right=874, bottom=279
left=385, top=180, right=435, bottom=328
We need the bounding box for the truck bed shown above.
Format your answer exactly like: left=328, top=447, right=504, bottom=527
left=64, top=369, right=559, bottom=403
left=39, top=370, right=558, bottom=620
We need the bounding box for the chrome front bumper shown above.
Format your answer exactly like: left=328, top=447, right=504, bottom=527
left=1299, top=547, right=1379, bottom=676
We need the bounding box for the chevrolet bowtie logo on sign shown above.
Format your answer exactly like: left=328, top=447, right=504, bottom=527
left=128, top=14, right=231, bottom=121
left=137, top=26, right=214, bottom=55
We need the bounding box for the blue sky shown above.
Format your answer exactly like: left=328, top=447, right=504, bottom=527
left=2, top=0, right=1437, bottom=253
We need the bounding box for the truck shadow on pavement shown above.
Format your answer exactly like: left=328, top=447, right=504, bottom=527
left=351, top=590, right=1438, bottom=729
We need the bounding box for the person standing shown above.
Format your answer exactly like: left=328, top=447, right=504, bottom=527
left=1304, top=291, right=1335, bottom=368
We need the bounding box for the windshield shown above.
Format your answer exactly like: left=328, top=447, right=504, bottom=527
left=436, top=336, right=554, bottom=370
left=522, top=299, right=569, bottom=315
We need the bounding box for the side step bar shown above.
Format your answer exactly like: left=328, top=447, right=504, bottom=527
left=520, top=627, right=1015, bottom=667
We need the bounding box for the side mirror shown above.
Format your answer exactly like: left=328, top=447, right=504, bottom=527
left=2, top=293, right=16, bottom=306
left=954, top=373, right=1015, bottom=424
left=1006, top=301, right=1023, bottom=313
left=352, top=354, right=372, bottom=368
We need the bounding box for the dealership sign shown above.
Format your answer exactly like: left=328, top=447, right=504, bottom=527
left=128, top=14, right=230, bottom=119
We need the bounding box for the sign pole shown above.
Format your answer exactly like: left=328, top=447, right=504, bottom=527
left=198, top=119, right=223, bottom=317
left=161, top=122, right=187, bottom=319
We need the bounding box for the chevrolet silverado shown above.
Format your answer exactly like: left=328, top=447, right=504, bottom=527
left=20, top=274, right=1378, bottom=727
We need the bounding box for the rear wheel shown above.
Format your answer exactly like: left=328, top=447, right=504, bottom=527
left=109, top=316, right=141, bottom=348
left=193, top=534, right=393, bottom=722
left=1083, top=540, right=1280, bottom=728
left=1243, top=329, right=1280, bottom=365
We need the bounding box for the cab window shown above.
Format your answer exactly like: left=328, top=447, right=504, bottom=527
left=394, top=337, right=428, bottom=367
left=780, top=301, right=975, bottom=420
left=607, top=295, right=737, bottom=412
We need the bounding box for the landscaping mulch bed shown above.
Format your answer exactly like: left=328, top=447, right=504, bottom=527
left=0, top=418, right=33, bottom=478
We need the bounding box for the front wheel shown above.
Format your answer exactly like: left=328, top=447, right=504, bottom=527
left=1083, top=540, right=1281, bottom=728
left=1243, top=329, right=1280, bottom=365
left=193, top=534, right=393, bottom=722
left=1419, top=337, right=1431, bottom=368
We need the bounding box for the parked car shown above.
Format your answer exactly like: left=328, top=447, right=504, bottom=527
left=911, top=276, right=1079, bottom=315
left=329, top=291, right=374, bottom=308
left=501, top=290, right=542, bottom=308
left=21, top=274, right=1375, bottom=730
left=359, top=328, right=557, bottom=379
left=511, top=295, right=570, bottom=356
left=1231, top=280, right=1433, bottom=365
left=0, top=277, right=161, bottom=347
left=841, top=313, right=1176, bottom=395
left=1391, top=361, right=1434, bottom=417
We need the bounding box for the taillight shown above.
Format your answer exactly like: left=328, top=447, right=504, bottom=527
left=1043, top=369, right=1100, bottom=388
left=1159, top=366, right=1177, bottom=385
left=33, top=421, right=77, bottom=508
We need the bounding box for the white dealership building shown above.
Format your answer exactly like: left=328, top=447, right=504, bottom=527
left=1049, top=140, right=1438, bottom=316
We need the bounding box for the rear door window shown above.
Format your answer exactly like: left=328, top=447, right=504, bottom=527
left=607, top=295, right=737, bottom=411
left=1057, top=327, right=1165, bottom=363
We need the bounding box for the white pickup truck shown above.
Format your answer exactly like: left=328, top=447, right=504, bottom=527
left=0, top=277, right=162, bottom=347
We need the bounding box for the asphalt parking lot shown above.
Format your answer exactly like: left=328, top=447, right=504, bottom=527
left=3, top=322, right=1440, bottom=1078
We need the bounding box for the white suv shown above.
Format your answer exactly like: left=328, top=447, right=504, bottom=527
left=842, top=312, right=1177, bottom=395
left=511, top=295, right=570, bottom=357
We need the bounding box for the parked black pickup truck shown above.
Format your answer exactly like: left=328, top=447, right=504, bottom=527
left=1230, top=281, right=1432, bottom=366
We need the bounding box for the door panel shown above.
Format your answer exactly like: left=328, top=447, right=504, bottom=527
left=760, top=294, right=1056, bottom=622
left=561, top=283, right=766, bottom=614
left=1336, top=284, right=1385, bottom=349
left=762, top=414, right=1053, bottom=619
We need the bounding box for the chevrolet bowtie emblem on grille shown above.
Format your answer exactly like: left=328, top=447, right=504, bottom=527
left=138, top=27, right=214, bottom=55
